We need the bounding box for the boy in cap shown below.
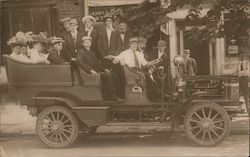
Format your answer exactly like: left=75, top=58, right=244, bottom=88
left=183, top=49, right=198, bottom=76
left=47, top=37, right=65, bottom=64
left=76, top=36, right=124, bottom=102
left=82, top=15, right=98, bottom=55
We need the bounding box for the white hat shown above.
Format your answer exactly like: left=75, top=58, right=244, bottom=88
left=82, top=15, right=96, bottom=24
left=51, top=37, right=65, bottom=44
left=82, top=36, right=92, bottom=41
left=184, top=49, right=191, bottom=54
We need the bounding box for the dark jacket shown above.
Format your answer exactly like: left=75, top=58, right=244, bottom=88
left=118, top=31, right=132, bottom=52
left=97, top=28, right=121, bottom=59
left=62, top=31, right=83, bottom=61
left=82, top=27, right=99, bottom=57
left=47, top=48, right=65, bottom=64
left=148, top=48, right=170, bottom=69
left=184, top=57, right=198, bottom=76
left=76, top=47, right=104, bottom=74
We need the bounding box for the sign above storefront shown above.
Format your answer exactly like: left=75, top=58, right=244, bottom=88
left=54, top=1, right=80, bottom=20
left=89, top=5, right=131, bottom=22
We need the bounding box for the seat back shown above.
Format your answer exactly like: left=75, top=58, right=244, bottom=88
left=123, top=67, right=150, bottom=104
left=3, top=55, right=72, bottom=87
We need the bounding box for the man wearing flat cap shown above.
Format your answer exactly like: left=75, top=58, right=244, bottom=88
left=47, top=37, right=65, bottom=64
left=59, top=17, right=71, bottom=38
left=183, top=49, right=198, bottom=76
left=76, top=36, right=124, bottom=102
left=82, top=15, right=98, bottom=56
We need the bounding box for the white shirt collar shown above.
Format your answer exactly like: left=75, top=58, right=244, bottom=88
left=158, top=50, right=164, bottom=59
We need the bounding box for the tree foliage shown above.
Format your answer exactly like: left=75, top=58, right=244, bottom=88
left=119, top=0, right=250, bottom=45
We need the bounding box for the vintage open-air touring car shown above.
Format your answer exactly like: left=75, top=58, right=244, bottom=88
left=3, top=54, right=243, bottom=148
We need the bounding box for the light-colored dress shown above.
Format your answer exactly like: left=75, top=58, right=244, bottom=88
left=10, top=52, right=32, bottom=63
left=29, top=48, right=49, bottom=64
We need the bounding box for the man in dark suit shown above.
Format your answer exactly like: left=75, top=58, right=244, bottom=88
left=81, top=15, right=99, bottom=58
left=47, top=37, right=65, bottom=64
left=76, top=36, right=124, bottom=102
left=97, top=14, right=121, bottom=59
left=62, top=18, right=83, bottom=62
left=117, top=19, right=132, bottom=51
left=183, top=49, right=198, bottom=76
left=147, top=40, right=172, bottom=100
left=62, top=18, right=83, bottom=84
left=97, top=14, right=125, bottom=98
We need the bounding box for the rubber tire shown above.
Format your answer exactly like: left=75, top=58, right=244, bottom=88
left=36, top=106, right=79, bottom=148
left=184, top=102, right=230, bottom=146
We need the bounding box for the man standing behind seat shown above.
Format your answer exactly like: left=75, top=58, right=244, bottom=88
left=63, top=18, right=83, bottom=62
left=47, top=37, right=65, bottom=64
left=81, top=15, right=99, bottom=58
left=76, top=36, right=123, bottom=102
left=97, top=14, right=125, bottom=98
left=97, top=14, right=121, bottom=60
left=118, top=19, right=132, bottom=51
left=59, top=17, right=71, bottom=38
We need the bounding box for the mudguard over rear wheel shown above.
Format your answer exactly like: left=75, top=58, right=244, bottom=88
left=184, top=102, right=230, bottom=146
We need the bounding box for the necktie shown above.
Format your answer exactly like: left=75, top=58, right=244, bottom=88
left=133, top=50, right=140, bottom=68
left=241, top=61, right=244, bottom=71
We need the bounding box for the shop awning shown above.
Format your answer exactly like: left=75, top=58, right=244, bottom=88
left=87, top=0, right=145, bottom=7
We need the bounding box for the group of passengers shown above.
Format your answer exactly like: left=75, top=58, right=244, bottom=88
left=7, top=14, right=172, bottom=102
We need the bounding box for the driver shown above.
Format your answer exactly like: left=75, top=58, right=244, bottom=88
left=76, top=36, right=124, bottom=102
left=106, top=37, right=164, bottom=102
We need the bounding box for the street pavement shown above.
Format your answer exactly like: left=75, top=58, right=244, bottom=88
left=0, top=133, right=249, bottom=157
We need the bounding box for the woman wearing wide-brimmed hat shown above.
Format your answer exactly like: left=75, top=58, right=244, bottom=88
left=7, top=31, right=31, bottom=63
left=29, top=32, right=50, bottom=64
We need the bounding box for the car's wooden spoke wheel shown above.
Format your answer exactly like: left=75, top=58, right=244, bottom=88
left=36, top=106, right=79, bottom=148
left=184, top=103, right=230, bottom=146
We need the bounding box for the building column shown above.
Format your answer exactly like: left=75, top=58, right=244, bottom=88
left=209, top=42, right=213, bottom=75
left=215, top=37, right=225, bottom=75
left=179, top=30, right=184, bottom=56
left=168, top=15, right=178, bottom=77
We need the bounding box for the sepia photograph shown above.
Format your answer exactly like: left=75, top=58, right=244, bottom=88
left=0, top=0, right=249, bottom=156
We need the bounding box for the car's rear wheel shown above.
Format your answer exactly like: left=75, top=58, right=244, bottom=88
left=36, top=106, right=79, bottom=148
left=184, top=102, right=230, bottom=146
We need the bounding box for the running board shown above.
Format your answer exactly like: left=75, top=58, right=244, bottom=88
left=105, top=122, right=172, bottom=126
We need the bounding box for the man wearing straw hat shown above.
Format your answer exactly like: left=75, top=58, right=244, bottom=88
left=82, top=15, right=98, bottom=55
left=47, top=37, right=65, bottom=64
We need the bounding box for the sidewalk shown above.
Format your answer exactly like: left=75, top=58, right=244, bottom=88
left=0, top=103, right=249, bottom=136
